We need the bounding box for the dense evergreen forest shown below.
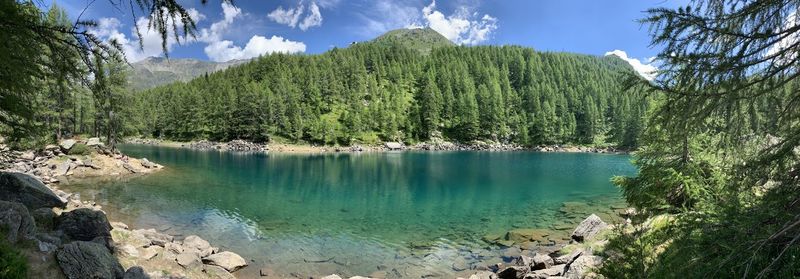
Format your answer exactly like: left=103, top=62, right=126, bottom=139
left=130, top=32, right=649, bottom=147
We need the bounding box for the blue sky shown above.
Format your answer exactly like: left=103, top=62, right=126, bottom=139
left=48, top=0, right=685, bottom=75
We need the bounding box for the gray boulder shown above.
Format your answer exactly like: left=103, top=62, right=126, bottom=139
left=202, top=251, right=247, bottom=272
left=204, top=264, right=235, bottom=279
left=31, top=207, right=56, bottom=231
left=531, top=253, right=554, bottom=270
left=56, top=241, right=125, bottom=279
left=571, top=214, right=608, bottom=242
left=563, top=255, right=603, bottom=279
left=528, top=264, right=566, bottom=278
left=123, top=266, right=150, bottom=279
left=468, top=271, right=498, bottom=279
left=554, top=249, right=584, bottom=265
left=57, top=208, right=112, bottom=241
left=176, top=252, right=202, bottom=268
left=134, top=228, right=173, bottom=246
left=497, top=265, right=529, bottom=279
left=86, top=137, right=104, bottom=147
left=0, top=171, right=67, bottom=210
left=60, top=139, right=77, bottom=151
left=0, top=200, right=35, bottom=243
left=384, top=142, right=404, bottom=150
left=182, top=235, right=213, bottom=257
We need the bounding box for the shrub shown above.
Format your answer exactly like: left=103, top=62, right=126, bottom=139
left=0, top=232, right=28, bottom=279
left=68, top=143, right=90, bottom=155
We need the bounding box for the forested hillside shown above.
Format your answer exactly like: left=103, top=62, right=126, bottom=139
left=130, top=30, right=650, bottom=147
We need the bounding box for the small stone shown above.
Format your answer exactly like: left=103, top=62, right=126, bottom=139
left=321, top=275, right=343, bottom=279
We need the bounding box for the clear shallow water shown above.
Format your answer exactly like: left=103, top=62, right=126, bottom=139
left=63, top=145, right=635, bottom=278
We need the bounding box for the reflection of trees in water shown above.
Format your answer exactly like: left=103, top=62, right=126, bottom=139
left=74, top=146, right=633, bottom=248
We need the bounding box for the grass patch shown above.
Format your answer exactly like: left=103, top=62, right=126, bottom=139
left=0, top=232, right=28, bottom=279
left=68, top=143, right=90, bottom=155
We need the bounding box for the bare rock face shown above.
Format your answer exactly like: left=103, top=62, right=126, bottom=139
left=56, top=241, right=125, bottom=279
left=202, top=251, right=247, bottom=272
left=0, top=171, right=67, bottom=210
left=57, top=208, right=112, bottom=241
left=571, top=214, right=608, bottom=242
left=0, top=200, right=36, bottom=243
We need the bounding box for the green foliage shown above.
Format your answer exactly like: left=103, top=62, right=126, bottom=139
left=68, top=143, right=90, bottom=155
left=373, top=28, right=454, bottom=55
left=131, top=39, right=650, bottom=146
left=607, top=0, right=800, bottom=278
left=0, top=232, right=28, bottom=279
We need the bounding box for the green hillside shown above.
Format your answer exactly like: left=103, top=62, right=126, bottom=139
left=372, top=28, right=455, bottom=54
left=128, top=30, right=649, bottom=146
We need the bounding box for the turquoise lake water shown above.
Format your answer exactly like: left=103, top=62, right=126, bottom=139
left=63, top=145, right=635, bottom=278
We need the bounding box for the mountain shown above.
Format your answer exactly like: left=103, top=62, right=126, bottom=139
left=129, top=57, right=249, bottom=91
left=128, top=30, right=649, bottom=147
left=372, top=27, right=455, bottom=54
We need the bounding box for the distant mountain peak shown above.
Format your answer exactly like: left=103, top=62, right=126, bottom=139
left=129, top=57, right=249, bottom=91
left=372, top=27, right=454, bottom=54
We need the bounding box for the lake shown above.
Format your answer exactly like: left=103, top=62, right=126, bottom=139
left=61, top=144, right=635, bottom=278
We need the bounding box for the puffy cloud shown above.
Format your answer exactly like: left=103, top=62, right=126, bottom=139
left=268, top=1, right=323, bottom=31
left=421, top=0, right=498, bottom=45
left=91, top=3, right=306, bottom=63
left=198, top=2, right=240, bottom=43
left=204, top=35, right=306, bottom=62
left=300, top=3, right=323, bottom=31
left=605, top=50, right=658, bottom=81
left=89, top=8, right=203, bottom=62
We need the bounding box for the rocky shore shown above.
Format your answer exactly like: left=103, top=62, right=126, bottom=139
left=0, top=138, right=248, bottom=279
left=125, top=137, right=627, bottom=154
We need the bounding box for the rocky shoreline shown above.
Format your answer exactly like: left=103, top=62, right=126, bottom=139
left=0, top=138, right=248, bottom=279
left=124, top=137, right=627, bottom=154
left=2, top=137, right=627, bottom=279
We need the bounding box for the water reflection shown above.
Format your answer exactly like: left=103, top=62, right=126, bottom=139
left=63, top=145, right=634, bottom=277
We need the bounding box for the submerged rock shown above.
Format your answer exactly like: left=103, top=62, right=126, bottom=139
left=57, top=208, right=112, bottom=241
left=0, top=200, right=35, bottom=243
left=56, top=241, right=125, bottom=279
left=202, top=251, right=247, bottom=272
left=571, top=214, right=608, bottom=242
left=0, top=171, right=67, bottom=210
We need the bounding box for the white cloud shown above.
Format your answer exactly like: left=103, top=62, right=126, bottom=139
left=90, top=8, right=203, bottom=62
left=90, top=3, right=307, bottom=63
left=357, top=0, right=497, bottom=45
left=300, top=3, right=323, bottom=31
left=605, top=50, right=658, bottom=81
left=198, top=2, right=240, bottom=43
left=421, top=0, right=498, bottom=45
left=204, top=36, right=306, bottom=62
left=268, top=1, right=323, bottom=31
